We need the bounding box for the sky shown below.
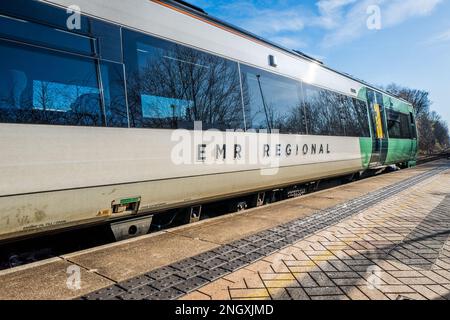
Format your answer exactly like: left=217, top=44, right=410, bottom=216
left=189, top=0, right=450, bottom=125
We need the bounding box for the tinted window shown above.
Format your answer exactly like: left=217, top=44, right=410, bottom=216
left=400, top=113, right=412, bottom=139
left=240, top=65, right=305, bottom=134
left=0, top=0, right=91, bottom=35
left=303, top=84, right=345, bottom=136
left=0, top=13, right=96, bottom=57
left=101, top=62, right=129, bottom=127
left=410, top=112, right=417, bottom=139
left=0, top=40, right=107, bottom=126
left=123, top=30, right=244, bottom=130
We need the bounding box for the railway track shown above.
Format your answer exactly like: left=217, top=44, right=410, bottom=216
left=417, top=152, right=450, bottom=165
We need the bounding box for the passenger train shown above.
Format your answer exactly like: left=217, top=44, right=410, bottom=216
left=0, top=0, right=418, bottom=242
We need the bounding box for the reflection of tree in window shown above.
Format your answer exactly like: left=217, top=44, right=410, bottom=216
left=303, top=83, right=370, bottom=137
left=240, top=65, right=305, bottom=134
left=303, top=84, right=343, bottom=136
left=125, top=37, right=244, bottom=130
left=340, top=96, right=371, bottom=137
left=0, top=40, right=106, bottom=127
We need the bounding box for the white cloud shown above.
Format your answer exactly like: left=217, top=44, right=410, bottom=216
left=242, top=11, right=305, bottom=36
left=217, top=2, right=307, bottom=37
left=383, top=0, right=443, bottom=27
left=196, top=0, right=444, bottom=50
left=321, top=0, right=375, bottom=47
left=423, top=29, right=450, bottom=45
left=315, top=0, right=358, bottom=29
left=321, top=0, right=443, bottom=47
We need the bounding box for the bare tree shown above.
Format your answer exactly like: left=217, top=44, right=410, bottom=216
left=385, top=83, right=431, bottom=117
left=385, top=83, right=449, bottom=154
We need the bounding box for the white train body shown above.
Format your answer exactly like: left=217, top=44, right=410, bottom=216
left=0, top=0, right=413, bottom=241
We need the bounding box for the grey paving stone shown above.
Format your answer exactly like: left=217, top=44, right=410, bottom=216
left=174, top=276, right=210, bottom=293
left=199, top=267, right=230, bottom=281
left=221, top=259, right=248, bottom=272
left=146, top=288, right=185, bottom=300
left=84, top=285, right=126, bottom=300
left=151, top=275, right=184, bottom=291
left=198, top=257, right=227, bottom=270
left=192, top=251, right=221, bottom=263
left=120, top=285, right=159, bottom=300
left=211, top=245, right=235, bottom=255
left=174, top=265, right=208, bottom=280
left=118, top=275, right=153, bottom=291
left=220, top=250, right=245, bottom=261
left=171, top=258, right=200, bottom=271
left=145, top=266, right=178, bottom=280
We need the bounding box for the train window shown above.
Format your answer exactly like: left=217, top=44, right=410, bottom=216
left=388, top=112, right=401, bottom=139
left=0, top=40, right=107, bottom=127
left=367, top=89, right=376, bottom=105
left=0, top=0, right=91, bottom=35
left=375, top=92, right=384, bottom=106
left=400, top=113, right=412, bottom=139
left=302, top=83, right=345, bottom=136
left=410, top=112, right=417, bottom=139
left=0, top=14, right=96, bottom=57
left=100, top=62, right=129, bottom=127
left=240, top=65, right=305, bottom=134
left=122, top=30, right=245, bottom=131
left=340, top=97, right=371, bottom=137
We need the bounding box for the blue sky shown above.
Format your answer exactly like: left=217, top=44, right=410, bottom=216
left=189, top=0, right=450, bottom=125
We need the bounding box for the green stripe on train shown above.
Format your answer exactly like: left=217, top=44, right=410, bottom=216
left=385, top=139, right=414, bottom=164
left=359, top=137, right=373, bottom=169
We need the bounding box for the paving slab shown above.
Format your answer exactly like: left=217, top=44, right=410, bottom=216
left=0, top=258, right=112, bottom=300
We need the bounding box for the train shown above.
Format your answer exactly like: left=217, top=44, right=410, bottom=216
left=0, top=0, right=418, bottom=242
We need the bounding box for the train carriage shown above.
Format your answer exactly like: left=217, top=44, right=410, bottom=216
left=0, top=0, right=417, bottom=242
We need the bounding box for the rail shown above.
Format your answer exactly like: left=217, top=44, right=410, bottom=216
left=416, top=151, right=450, bottom=165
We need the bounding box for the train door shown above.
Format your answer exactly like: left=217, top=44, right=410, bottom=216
left=367, top=89, right=389, bottom=168
left=409, top=112, right=418, bottom=160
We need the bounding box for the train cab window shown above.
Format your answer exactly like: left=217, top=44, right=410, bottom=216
left=122, top=30, right=245, bottom=131
left=240, top=65, right=305, bottom=134
left=410, top=112, right=417, bottom=139
left=0, top=40, right=106, bottom=127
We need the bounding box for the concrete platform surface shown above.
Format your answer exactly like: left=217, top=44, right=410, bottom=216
left=0, top=160, right=449, bottom=300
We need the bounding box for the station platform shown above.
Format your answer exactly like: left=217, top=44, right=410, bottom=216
left=1, top=160, right=449, bottom=300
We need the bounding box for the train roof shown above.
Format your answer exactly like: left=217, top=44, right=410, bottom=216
left=165, top=0, right=413, bottom=107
